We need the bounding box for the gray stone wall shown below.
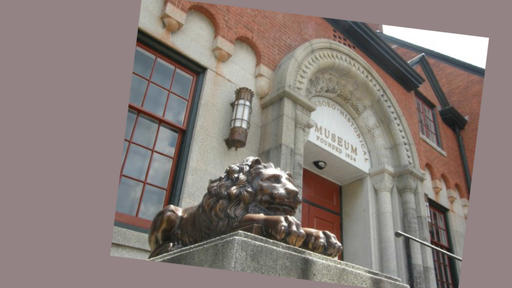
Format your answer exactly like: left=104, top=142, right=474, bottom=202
left=110, top=226, right=150, bottom=259
left=152, top=231, right=409, bottom=288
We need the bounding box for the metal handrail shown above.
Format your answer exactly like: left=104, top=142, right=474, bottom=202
left=395, top=231, right=462, bottom=262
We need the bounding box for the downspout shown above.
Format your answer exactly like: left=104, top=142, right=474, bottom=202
left=454, top=127, right=472, bottom=195
left=439, top=105, right=470, bottom=197
left=410, top=53, right=471, bottom=197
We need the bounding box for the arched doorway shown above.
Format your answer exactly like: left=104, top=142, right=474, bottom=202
left=260, top=39, right=429, bottom=285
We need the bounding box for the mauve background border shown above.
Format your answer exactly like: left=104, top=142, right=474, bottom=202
left=0, top=0, right=507, bottom=287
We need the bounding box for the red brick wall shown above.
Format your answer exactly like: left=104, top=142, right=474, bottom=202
left=166, top=1, right=482, bottom=199
left=168, top=0, right=356, bottom=69
left=391, top=46, right=484, bottom=198
left=429, top=58, right=484, bottom=181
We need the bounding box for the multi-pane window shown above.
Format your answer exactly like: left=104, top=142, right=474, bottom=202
left=116, top=43, right=196, bottom=228
left=427, top=200, right=456, bottom=288
left=416, top=96, right=441, bottom=147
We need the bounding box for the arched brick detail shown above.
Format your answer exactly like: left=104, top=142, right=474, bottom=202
left=187, top=3, right=221, bottom=36
left=234, top=35, right=262, bottom=66
left=440, top=173, right=452, bottom=190
left=454, top=183, right=467, bottom=199
left=424, top=163, right=437, bottom=180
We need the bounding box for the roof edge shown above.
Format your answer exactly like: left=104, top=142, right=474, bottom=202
left=326, top=19, right=425, bottom=91
left=378, top=32, right=485, bottom=77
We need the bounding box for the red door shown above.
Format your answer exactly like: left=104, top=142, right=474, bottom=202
left=302, top=169, right=342, bottom=257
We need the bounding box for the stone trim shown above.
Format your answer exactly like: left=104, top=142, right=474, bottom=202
left=293, top=43, right=416, bottom=167
left=111, top=226, right=150, bottom=252
left=161, top=2, right=187, bottom=32
left=370, top=168, right=394, bottom=192
left=431, top=179, right=443, bottom=195
left=420, top=134, right=447, bottom=157
left=267, top=39, right=420, bottom=169
left=260, top=88, right=316, bottom=112
left=255, top=64, right=273, bottom=98
left=460, top=198, right=469, bottom=218
left=447, top=189, right=458, bottom=203
left=212, top=35, right=235, bottom=62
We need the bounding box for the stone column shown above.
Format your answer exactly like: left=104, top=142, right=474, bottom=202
left=259, top=96, right=298, bottom=172
left=259, top=89, right=315, bottom=219
left=446, top=192, right=465, bottom=277
left=293, top=105, right=313, bottom=186
left=414, top=176, right=437, bottom=288
left=292, top=105, right=313, bottom=218
left=371, top=168, right=398, bottom=277
left=397, top=171, right=425, bottom=288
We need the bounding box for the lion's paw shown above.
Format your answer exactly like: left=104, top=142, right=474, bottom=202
left=283, top=215, right=306, bottom=247
left=303, top=229, right=342, bottom=257
left=265, top=215, right=306, bottom=247
left=323, top=230, right=343, bottom=257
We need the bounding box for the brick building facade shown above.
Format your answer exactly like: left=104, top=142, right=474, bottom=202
left=111, top=1, right=484, bottom=288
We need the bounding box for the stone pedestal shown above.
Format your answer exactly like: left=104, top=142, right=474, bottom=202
left=150, top=231, right=409, bottom=288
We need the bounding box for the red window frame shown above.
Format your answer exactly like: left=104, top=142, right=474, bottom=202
left=116, top=42, right=197, bottom=229
left=427, top=201, right=456, bottom=288
left=416, top=97, right=441, bottom=147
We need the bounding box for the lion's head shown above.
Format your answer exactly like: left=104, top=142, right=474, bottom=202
left=198, top=157, right=301, bottom=236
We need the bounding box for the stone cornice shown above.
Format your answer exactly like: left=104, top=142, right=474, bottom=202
left=261, top=87, right=316, bottom=112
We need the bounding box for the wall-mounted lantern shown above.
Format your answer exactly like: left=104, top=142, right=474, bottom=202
left=225, top=87, right=254, bottom=150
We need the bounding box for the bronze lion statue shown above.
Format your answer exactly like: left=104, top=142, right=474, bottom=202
left=148, top=156, right=342, bottom=258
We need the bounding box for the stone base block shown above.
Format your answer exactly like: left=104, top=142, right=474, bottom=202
left=150, top=231, right=408, bottom=288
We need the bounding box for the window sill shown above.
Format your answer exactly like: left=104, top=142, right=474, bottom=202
left=420, top=134, right=447, bottom=157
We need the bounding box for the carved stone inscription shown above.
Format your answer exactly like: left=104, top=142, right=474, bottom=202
left=308, top=96, right=370, bottom=171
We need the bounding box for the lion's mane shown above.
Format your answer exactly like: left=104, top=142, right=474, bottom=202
left=193, top=157, right=274, bottom=240
left=148, top=157, right=279, bottom=257
left=149, top=157, right=342, bottom=259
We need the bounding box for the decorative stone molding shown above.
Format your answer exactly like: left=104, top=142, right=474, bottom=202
left=460, top=198, right=469, bottom=218
left=255, top=64, right=273, bottom=98
left=161, top=2, right=187, bottom=32
left=268, top=39, right=419, bottom=168
left=396, top=168, right=424, bottom=194
left=212, top=35, right=235, bottom=62
left=431, top=179, right=443, bottom=195
left=261, top=87, right=316, bottom=112
left=447, top=189, right=458, bottom=203
left=295, top=105, right=314, bottom=132
left=370, top=165, right=394, bottom=192
left=370, top=165, right=398, bottom=277
left=306, top=71, right=365, bottom=115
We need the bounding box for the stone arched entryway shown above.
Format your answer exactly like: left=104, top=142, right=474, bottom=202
left=259, top=39, right=433, bottom=288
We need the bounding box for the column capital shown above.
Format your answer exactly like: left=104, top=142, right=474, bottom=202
left=295, top=105, right=313, bottom=130
left=370, top=166, right=394, bottom=192
left=261, top=86, right=316, bottom=112
left=396, top=168, right=423, bottom=194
